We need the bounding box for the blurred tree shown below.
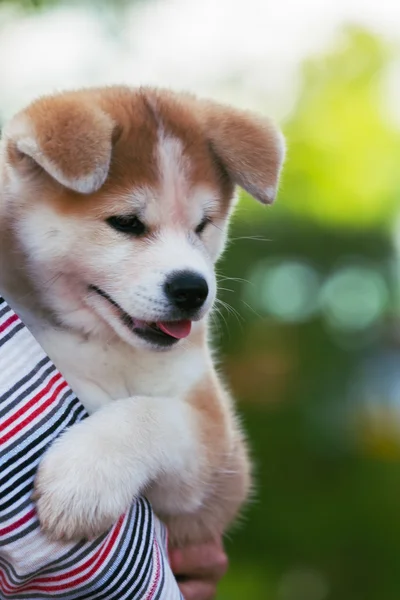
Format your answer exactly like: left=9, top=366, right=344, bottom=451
left=0, top=0, right=143, bottom=8
left=281, top=27, right=400, bottom=229
left=218, top=27, right=400, bottom=600
left=238, top=28, right=400, bottom=230
left=0, top=0, right=152, bottom=53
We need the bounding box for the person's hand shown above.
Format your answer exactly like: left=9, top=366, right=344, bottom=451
left=169, top=538, right=228, bottom=600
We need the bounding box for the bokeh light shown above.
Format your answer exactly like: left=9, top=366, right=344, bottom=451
left=246, top=259, right=320, bottom=322
left=277, top=567, right=329, bottom=600
left=320, top=264, right=388, bottom=331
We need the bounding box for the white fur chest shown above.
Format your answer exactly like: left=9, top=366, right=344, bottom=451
left=32, top=325, right=207, bottom=413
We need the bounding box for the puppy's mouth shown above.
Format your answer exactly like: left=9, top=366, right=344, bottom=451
left=89, top=285, right=192, bottom=347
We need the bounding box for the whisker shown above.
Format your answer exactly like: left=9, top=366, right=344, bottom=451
left=229, top=236, right=272, bottom=243
left=212, top=304, right=229, bottom=333
left=240, top=299, right=263, bottom=320
left=215, top=298, right=244, bottom=331
left=13, top=272, right=63, bottom=303
left=209, top=221, right=224, bottom=233
left=217, top=275, right=252, bottom=286
left=209, top=311, right=223, bottom=339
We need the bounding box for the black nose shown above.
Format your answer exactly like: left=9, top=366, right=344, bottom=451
left=165, top=271, right=209, bottom=312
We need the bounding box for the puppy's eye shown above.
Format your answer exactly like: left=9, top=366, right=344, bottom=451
left=107, top=215, right=146, bottom=236
left=195, top=217, right=211, bottom=235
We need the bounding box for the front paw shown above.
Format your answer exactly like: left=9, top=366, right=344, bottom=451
left=34, top=423, right=141, bottom=541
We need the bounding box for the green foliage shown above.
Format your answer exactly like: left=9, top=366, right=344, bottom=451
left=217, top=28, right=400, bottom=600
left=281, top=28, right=400, bottom=228
left=239, top=28, right=400, bottom=229
left=0, top=0, right=145, bottom=11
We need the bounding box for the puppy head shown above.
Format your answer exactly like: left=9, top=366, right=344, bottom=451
left=1, top=87, right=285, bottom=350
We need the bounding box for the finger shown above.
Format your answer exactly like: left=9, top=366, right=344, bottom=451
left=178, top=580, right=217, bottom=600
left=169, top=542, right=228, bottom=580
left=169, top=539, right=224, bottom=571
left=171, top=543, right=227, bottom=579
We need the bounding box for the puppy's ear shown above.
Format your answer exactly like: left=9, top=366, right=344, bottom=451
left=3, top=95, right=116, bottom=194
left=200, top=101, right=285, bottom=204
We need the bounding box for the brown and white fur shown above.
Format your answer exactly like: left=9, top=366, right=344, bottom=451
left=0, top=87, right=285, bottom=547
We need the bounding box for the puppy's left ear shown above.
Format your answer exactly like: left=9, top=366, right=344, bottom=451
left=200, top=101, right=286, bottom=204
left=3, top=94, right=116, bottom=195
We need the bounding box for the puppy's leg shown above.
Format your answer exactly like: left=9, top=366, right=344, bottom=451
left=156, top=430, right=252, bottom=548
left=34, top=396, right=200, bottom=541
left=147, top=376, right=252, bottom=548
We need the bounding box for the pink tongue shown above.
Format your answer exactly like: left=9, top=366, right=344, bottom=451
left=157, top=320, right=192, bottom=339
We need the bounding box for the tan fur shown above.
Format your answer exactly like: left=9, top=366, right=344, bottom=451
left=0, top=86, right=284, bottom=547
left=156, top=375, right=252, bottom=547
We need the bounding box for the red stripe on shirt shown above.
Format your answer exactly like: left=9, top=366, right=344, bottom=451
left=0, top=509, right=35, bottom=536
left=0, top=314, right=19, bottom=335
left=145, top=540, right=162, bottom=600
left=0, top=516, right=124, bottom=594
left=0, top=378, right=68, bottom=445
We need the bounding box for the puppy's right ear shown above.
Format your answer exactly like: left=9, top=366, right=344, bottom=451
left=198, top=99, right=285, bottom=205
left=3, top=95, right=115, bottom=194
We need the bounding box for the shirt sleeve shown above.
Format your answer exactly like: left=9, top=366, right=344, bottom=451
left=0, top=297, right=183, bottom=600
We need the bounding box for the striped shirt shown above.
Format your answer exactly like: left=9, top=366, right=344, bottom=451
left=0, top=297, right=182, bottom=599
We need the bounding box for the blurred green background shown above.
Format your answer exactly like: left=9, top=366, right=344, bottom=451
left=1, top=1, right=400, bottom=599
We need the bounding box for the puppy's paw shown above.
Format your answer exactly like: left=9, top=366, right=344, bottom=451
left=33, top=422, right=143, bottom=541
